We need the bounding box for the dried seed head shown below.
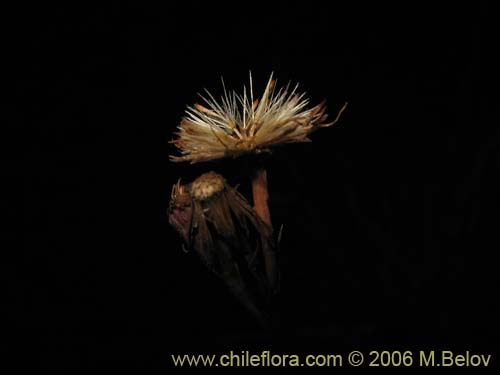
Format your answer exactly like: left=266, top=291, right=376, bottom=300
left=167, top=171, right=278, bottom=325
left=170, top=73, right=347, bottom=163
left=190, top=171, right=225, bottom=201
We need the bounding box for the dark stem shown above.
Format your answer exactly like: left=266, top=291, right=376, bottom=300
left=251, top=168, right=272, bottom=228
left=251, top=167, right=278, bottom=294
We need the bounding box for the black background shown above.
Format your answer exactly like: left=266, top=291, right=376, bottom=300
left=19, top=1, right=496, bottom=372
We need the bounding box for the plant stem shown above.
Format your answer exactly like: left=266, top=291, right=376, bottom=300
left=251, top=167, right=278, bottom=293
left=252, top=168, right=272, bottom=228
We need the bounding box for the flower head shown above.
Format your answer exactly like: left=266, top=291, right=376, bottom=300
left=167, top=171, right=278, bottom=295
left=189, top=171, right=225, bottom=201
left=170, top=73, right=347, bottom=163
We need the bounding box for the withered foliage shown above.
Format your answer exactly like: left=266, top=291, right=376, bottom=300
left=168, top=172, right=278, bottom=324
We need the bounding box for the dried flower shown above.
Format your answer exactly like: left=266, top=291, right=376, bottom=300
left=170, top=73, right=347, bottom=163
left=168, top=74, right=347, bottom=326
left=168, top=172, right=278, bottom=325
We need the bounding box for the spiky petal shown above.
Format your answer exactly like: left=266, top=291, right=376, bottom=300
left=170, top=73, right=347, bottom=163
